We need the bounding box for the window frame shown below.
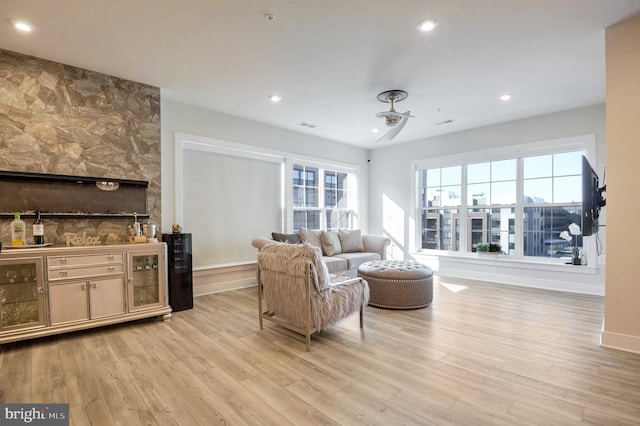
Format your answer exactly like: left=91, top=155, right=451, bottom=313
left=412, top=134, right=596, bottom=262
left=288, top=159, right=358, bottom=232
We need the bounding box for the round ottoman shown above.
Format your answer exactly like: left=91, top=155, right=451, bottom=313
left=357, top=260, right=433, bottom=309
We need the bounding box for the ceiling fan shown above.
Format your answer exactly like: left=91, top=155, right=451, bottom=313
left=375, top=89, right=413, bottom=143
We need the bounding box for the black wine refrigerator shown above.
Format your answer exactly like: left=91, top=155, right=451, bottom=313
left=162, top=232, right=193, bottom=311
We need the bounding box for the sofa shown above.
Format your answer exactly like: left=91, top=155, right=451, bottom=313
left=252, top=229, right=390, bottom=276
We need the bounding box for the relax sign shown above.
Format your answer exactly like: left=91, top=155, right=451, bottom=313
left=62, top=232, right=101, bottom=247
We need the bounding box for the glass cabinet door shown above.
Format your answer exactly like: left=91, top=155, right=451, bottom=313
left=0, top=257, right=46, bottom=331
left=128, top=251, right=164, bottom=312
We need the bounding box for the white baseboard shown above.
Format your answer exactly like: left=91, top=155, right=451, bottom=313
left=601, top=330, right=640, bottom=355
left=193, top=262, right=257, bottom=296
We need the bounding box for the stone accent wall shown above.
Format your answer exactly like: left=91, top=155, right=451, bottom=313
left=0, top=49, right=161, bottom=245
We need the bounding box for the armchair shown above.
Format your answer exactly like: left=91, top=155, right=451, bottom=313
left=257, top=242, right=369, bottom=351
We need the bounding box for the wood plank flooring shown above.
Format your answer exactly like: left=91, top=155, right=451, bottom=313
left=2, top=277, right=640, bottom=425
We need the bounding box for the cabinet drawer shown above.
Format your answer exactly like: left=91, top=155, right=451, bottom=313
left=47, top=253, right=124, bottom=268
left=48, top=264, right=124, bottom=281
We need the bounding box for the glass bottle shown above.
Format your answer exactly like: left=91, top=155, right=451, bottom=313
left=33, top=210, right=45, bottom=245
left=11, top=212, right=27, bottom=246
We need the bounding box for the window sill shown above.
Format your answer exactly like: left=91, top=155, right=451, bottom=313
left=412, top=251, right=599, bottom=274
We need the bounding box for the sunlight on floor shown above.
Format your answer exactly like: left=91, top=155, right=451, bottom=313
left=439, top=282, right=468, bottom=293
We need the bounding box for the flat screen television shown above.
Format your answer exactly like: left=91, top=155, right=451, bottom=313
left=582, top=155, right=606, bottom=236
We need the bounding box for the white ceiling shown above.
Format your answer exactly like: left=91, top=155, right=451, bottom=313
left=1, top=1, right=640, bottom=148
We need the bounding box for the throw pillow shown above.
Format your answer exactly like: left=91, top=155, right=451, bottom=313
left=298, top=228, right=323, bottom=249
left=271, top=232, right=301, bottom=244
left=339, top=229, right=365, bottom=252
left=321, top=231, right=342, bottom=256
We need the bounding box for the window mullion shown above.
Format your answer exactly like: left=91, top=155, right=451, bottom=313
left=460, top=165, right=469, bottom=254
left=515, top=157, right=524, bottom=257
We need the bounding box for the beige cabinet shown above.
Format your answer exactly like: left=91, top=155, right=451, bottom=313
left=0, top=243, right=171, bottom=344
left=48, top=251, right=126, bottom=325
left=128, top=250, right=165, bottom=312
left=90, top=277, right=126, bottom=319
left=0, top=257, right=46, bottom=334
left=49, top=276, right=125, bottom=325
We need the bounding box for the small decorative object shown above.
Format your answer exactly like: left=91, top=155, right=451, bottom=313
left=63, top=232, right=102, bottom=246
left=95, top=181, right=120, bottom=191
left=172, top=224, right=182, bottom=233
left=559, top=223, right=582, bottom=265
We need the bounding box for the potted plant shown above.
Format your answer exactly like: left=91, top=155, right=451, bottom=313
left=559, top=223, right=582, bottom=265
left=475, top=242, right=490, bottom=252
left=475, top=242, right=502, bottom=254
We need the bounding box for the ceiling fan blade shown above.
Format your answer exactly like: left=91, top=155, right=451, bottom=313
left=375, top=114, right=409, bottom=143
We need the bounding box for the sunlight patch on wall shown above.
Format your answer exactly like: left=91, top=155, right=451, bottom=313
left=383, top=193, right=404, bottom=259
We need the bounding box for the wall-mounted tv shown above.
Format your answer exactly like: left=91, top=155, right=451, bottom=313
left=582, top=155, right=606, bottom=236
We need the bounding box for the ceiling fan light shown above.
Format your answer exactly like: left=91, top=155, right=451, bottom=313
left=418, top=19, right=438, bottom=32
left=13, top=21, right=34, bottom=32
left=385, top=117, right=400, bottom=127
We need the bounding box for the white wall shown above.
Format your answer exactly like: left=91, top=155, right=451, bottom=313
left=367, top=104, right=607, bottom=294
left=161, top=99, right=370, bottom=234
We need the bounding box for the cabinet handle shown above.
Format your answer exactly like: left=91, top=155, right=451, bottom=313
left=37, top=287, right=44, bottom=294
left=91, top=282, right=97, bottom=289
left=107, top=266, right=115, bottom=271
left=60, top=271, right=68, bottom=277
left=80, top=283, right=86, bottom=290
left=59, top=258, right=67, bottom=264
left=108, top=255, right=115, bottom=260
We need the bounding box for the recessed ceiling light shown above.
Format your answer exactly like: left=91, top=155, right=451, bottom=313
left=417, top=19, right=438, bottom=32
left=500, top=94, right=512, bottom=101
left=269, top=94, right=282, bottom=103
left=372, top=128, right=379, bottom=133
left=13, top=21, right=34, bottom=32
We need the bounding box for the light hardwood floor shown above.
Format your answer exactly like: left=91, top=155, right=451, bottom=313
left=2, top=277, right=640, bottom=425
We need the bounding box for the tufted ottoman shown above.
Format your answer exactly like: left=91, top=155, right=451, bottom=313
left=357, top=260, right=433, bottom=309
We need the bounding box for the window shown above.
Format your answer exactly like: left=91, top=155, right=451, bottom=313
left=293, top=164, right=354, bottom=231
left=417, top=147, right=586, bottom=259
left=522, top=151, right=583, bottom=258
left=420, top=166, right=461, bottom=250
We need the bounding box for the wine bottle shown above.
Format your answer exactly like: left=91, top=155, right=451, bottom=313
left=10, top=212, right=27, bottom=246
left=33, top=210, right=45, bottom=245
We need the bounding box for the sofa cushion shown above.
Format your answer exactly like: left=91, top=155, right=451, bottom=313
left=334, top=252, right=381, bottom=271
left=321, top=231, right=342, bottom=256
left=271, top=232, right=301, bottom=244
left=299, top=228, right=323, bottom=249
left=322, top=256, right=348, bottom=273
left=339, top=229, right=365, bottom=252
